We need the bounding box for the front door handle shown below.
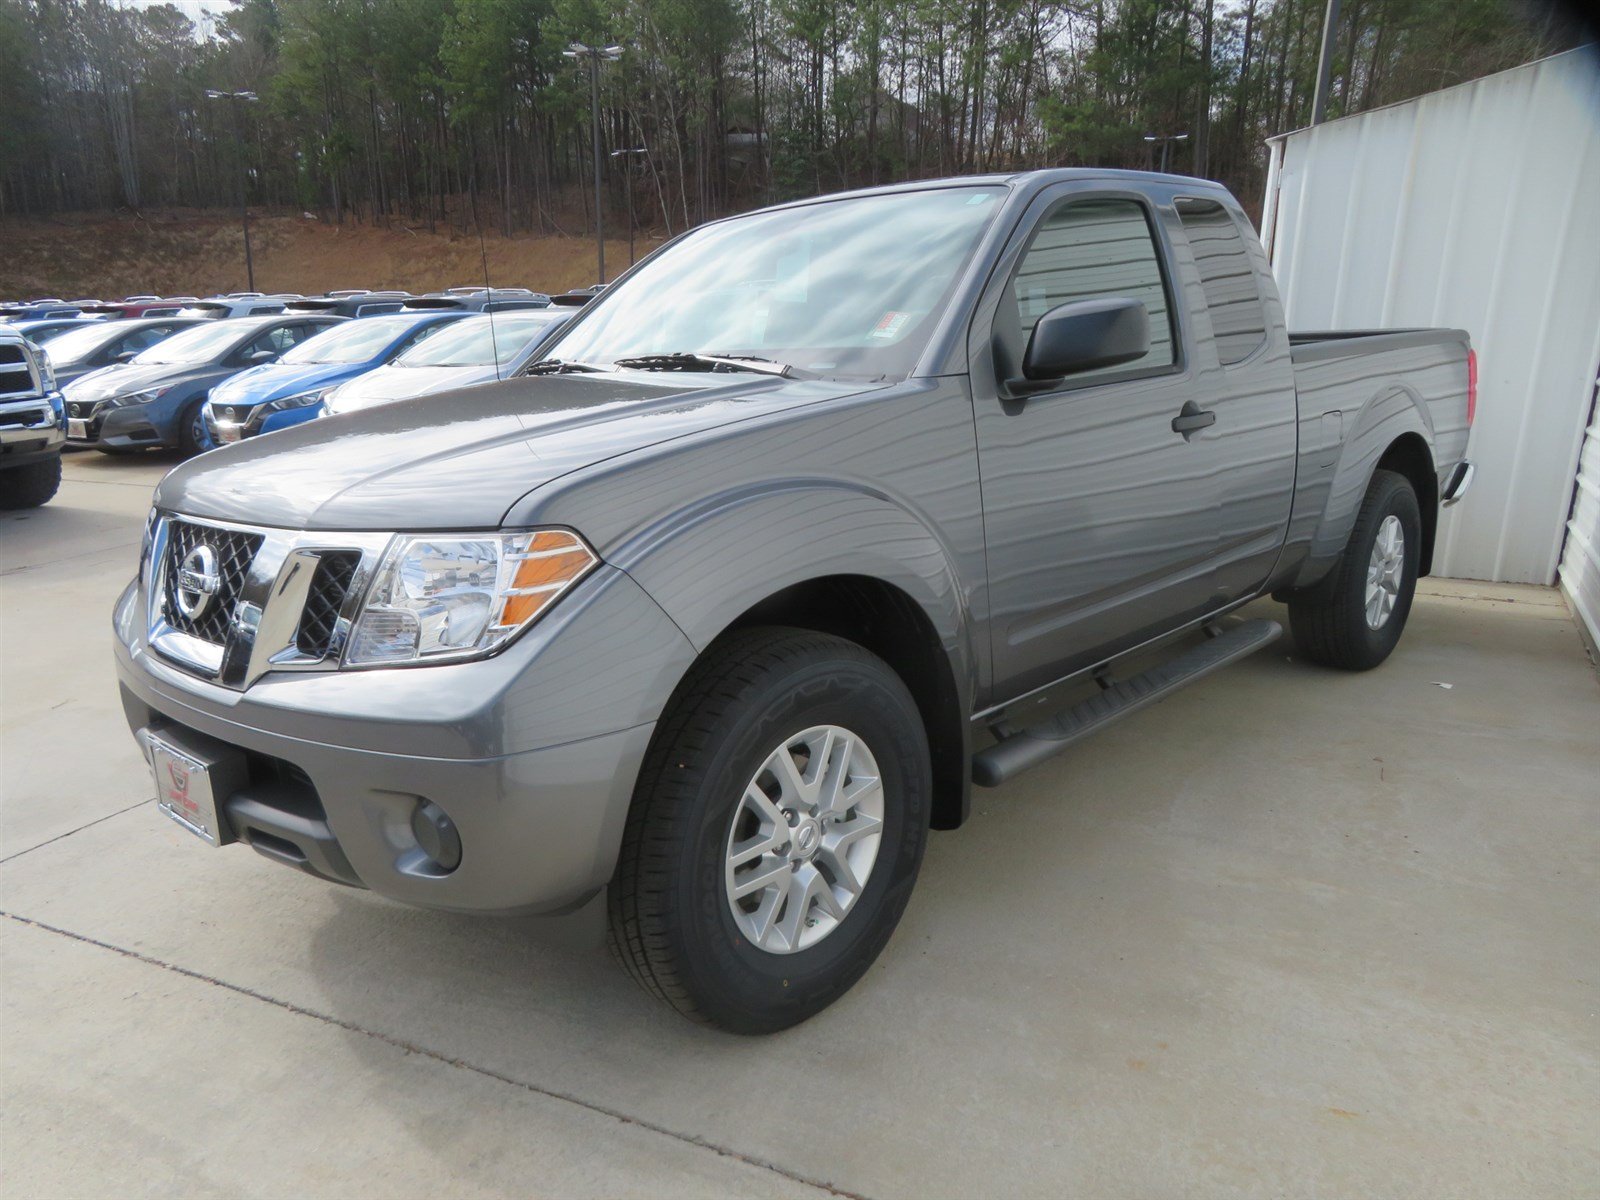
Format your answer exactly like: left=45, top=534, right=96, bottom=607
left=1171, top=402, right=1217, bottom=437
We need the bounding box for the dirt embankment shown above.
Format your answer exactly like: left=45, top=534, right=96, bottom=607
left=0, top=210, right=666, bottom=299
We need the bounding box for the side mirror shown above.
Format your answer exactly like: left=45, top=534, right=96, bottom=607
left=1013, top=298, right=1150, bottom=394
left=248, top=349, right=277, bottom=364
left=113, top=349, right=137, bottom=363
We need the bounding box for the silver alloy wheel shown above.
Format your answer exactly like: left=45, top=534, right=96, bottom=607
left=723, top=724, right=885, bottom=954
left=1365, top=514, right=1406, bottom=629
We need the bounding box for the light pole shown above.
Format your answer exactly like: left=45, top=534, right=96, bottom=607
left=1311, top=0, right=1343, bottom=125
left=610, top=147, right=647, bottom=267
left=205, top=89, right=259, bottom=292
left=1143, top=131, right=1189, bottom=174
left=563, top=42, right=623, bottom=284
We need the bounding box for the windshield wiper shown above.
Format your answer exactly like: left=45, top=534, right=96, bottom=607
left=522, top=358, right=608, bottom=376
left=610, top=352, right=809, bottom=379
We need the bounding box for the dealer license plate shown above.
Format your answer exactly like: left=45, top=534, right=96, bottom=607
left=216, top=422, right=243, bottom=444
left=146, top=730, right=238, bottom=847
left=67, top=418, right=88, bottom=439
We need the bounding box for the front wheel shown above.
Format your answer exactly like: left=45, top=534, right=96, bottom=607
left=607, top=627, right=931, bottom=1033
left=0, top=456, right=62, bottom=509
left=1288, top=468, right=1422, bottom=670
left=178, top=400, right=210, bottom=456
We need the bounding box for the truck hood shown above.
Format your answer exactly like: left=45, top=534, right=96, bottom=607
left=324, top=362, right=500, bottom=411
left=156, top=372, right=883, bottom=530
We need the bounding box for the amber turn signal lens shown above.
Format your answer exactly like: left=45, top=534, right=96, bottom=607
left=498, top=531, right=597, bottom=627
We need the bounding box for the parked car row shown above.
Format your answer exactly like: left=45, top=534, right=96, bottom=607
left=53, top=302, right=576, bottom=456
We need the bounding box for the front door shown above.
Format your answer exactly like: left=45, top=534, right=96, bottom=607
left=971, top=189, right=1224, bottom=702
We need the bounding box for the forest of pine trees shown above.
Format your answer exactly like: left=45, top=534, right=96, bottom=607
left=0, top=0, right=1581, bottom=233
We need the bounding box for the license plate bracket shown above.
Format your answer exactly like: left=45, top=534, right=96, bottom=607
left=144, top=727, right=244, bottom=847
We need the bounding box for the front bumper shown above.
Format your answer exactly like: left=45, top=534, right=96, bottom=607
left=112, top=561, right=696, bottom=914
left=0, top=392, right=66, bottom=465
left=66, top=399, right=170, bottom=449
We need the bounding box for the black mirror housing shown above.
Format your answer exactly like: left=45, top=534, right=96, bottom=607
left=1021, top=297, right=1150, bottom=384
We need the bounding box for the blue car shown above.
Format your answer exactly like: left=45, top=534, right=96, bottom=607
left=202, top=310, right=469, bottom=444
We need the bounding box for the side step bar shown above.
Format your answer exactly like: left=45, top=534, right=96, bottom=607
left=971, top=618, right=1283, bottom=788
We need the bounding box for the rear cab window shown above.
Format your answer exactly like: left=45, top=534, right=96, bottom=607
left=1175, top=197, right=1269, bottom=365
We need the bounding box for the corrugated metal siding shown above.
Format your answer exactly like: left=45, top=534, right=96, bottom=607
left=1263, top=48, right=1600, bottom=583
left=1558, top=379, right=1600, bottom=647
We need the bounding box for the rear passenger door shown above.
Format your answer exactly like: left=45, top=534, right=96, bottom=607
left=969, top=187, right=1226, bottom=700
left=1172, top=197, right=1298, bottom=598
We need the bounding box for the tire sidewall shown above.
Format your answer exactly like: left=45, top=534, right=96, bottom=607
left=1347, top=473, right=1422, bottom=663
left=673, top=654, right=929, bottom=1029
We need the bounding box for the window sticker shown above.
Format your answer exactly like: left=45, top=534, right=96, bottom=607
left=869, top=311, right=912, bottom=340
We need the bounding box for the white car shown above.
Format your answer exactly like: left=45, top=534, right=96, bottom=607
left=322, top=310, right=572, bottom=414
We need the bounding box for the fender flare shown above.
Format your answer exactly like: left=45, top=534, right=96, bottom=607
left=609, top=477, right=973, bottom=668
left=1291, top=383, right=1436, bottom=589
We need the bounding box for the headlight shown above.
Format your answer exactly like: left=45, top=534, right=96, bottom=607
left=108, top=386, right=173, bottom=408
left=267, top=389, right=329, bottom=412
left=346, top=529, right=598, bottom=666
left=32, top=348, right=56, bottom=392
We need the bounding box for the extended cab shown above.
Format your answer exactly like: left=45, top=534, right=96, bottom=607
left=113, top=171, right=1474, bottom=1031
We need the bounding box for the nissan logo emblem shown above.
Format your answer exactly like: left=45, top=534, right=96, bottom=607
left=175, top=544, right=221, bottom=619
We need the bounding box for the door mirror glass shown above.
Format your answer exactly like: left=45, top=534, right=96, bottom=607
left=1022, top=298, right=1150, bottom=382
left=248, top=348, right=277, bottom=364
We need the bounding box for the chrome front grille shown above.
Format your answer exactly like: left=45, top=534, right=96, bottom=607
left=0, top=344, right=36, bottom=397
left=295, top=551, right=362, bottom=658
left=144, top=514, right=389, bottom=689
left=161, top=520, right=263, bottom=644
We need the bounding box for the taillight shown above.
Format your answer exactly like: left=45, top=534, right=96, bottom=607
left=1466, top=348, right=1477, bottom=428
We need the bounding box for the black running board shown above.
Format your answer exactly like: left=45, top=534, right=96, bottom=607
left=971, top=618, right=1283, bottom=787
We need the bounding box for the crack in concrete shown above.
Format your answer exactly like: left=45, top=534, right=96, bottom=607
left=1, top=910, right=873, bottom=1200
left=0, top=798, right=152, bottom=866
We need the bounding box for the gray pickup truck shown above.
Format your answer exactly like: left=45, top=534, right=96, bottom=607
left=0, top=327, right=66, bottom=509
left=114, top=171, right=1474, bottom=1032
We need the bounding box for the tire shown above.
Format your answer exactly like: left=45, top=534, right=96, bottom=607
left=177, top=400, right=209, bottom=456
left=0, top=456, right=62, bottom=509
left=1288, top=468, right=1422, bottom=671
left=607, top=626, right=931, bottom=1033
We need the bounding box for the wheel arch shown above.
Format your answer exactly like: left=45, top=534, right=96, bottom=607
left=1285, top=384, right=1438, bottom=590
left=613, top=484, right=978, bottom=831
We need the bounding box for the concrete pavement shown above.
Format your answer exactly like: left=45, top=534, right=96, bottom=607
left=3, top=451, right=1597, bottom=1198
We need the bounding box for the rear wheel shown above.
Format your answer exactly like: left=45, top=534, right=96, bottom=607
left=0, top=456, right=62, bottom=509
left=1288, top=468, right=1422, bottom=670
left=607, top=627, right=931, bottom=1033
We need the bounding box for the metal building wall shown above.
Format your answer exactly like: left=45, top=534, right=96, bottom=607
left=1261, top=49, right=1600, bottom=584
left=1558, top=380, right=1600, bottom=647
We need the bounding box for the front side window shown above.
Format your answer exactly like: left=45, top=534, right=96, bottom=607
left=1176, top=197, right=1268, bottom=365
left=550, top=186, right=1002, bottom=380
left=1003, top=197, right=1176, bottom=383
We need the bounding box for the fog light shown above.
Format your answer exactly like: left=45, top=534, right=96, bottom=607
left=410, top=800, right=462, bottom=872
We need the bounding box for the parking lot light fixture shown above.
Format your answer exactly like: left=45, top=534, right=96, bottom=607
left=563, top=43, right=624, bottom=285
left=205, top=89, right=261, bottom=292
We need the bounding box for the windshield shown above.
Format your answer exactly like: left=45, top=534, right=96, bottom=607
left=36, top=322, right=124, bottom=361
left=395, top=312, right=561, bottom=368
left=549, top=186, right=1001, bottom=379
left=133, top=320, right=247, bottom=365
left=280, top=316, right=419, bottom=365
